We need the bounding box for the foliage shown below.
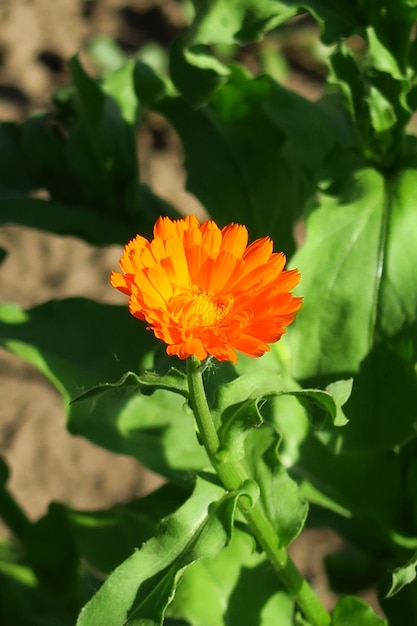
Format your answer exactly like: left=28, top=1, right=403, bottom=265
left=2, top=1, right=417, bottom=624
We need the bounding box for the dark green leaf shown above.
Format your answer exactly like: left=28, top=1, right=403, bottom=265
left=0, top=122, right=36, bottom=191
left=25, top=504, right=78, bottom=600
left=0, top=195, right=135, bottom=245
left=134, top=60, right=168, bottom=107
left=339, top=337, right=417, bottom=451
left=296, top=435, right=405, bottom=548
left=157, top=68, right=344, bottom=254
left=69, top=483, right=190, bottom=575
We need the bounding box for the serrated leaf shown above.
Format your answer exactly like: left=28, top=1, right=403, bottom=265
left=75, top=475, right=241, bottom=626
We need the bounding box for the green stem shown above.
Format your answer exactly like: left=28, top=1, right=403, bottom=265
left=186, top=356, right=331, bottom=626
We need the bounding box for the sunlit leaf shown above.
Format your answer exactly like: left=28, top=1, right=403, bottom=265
left=331, top=596, right=387, bottom=625
left=289, top=165, right=417, bottom=378
left=168, top=526, right=294, bottom=625
left=76, top=474, right=241, bottom=626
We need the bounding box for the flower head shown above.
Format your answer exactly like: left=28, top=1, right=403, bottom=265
left=111, top=215, right=302, bottom=363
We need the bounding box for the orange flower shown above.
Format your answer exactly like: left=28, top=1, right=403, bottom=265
left=111, top=215, right=302, bottom=363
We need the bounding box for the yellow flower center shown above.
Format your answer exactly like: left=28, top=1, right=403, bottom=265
left=169, top=289, right=233, bottom=331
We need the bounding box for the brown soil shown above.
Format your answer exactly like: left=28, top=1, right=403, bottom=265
left=0, top=0, right=382, bottom=616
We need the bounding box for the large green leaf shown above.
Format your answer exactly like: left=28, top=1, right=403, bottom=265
left=76, top=474, right=240, bottom=626
left=156, top=67, right=345, bottom=254
left=168, top=526, right=294, bottom=626
left=289, top=165, right=417, bottom=379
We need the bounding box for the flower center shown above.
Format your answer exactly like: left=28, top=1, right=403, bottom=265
left=169, top=289, right=233, bottom=331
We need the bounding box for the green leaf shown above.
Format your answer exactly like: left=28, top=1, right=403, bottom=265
left=101, top=60, right=139, bottom=125
left=0, top=122, right=36, bottom=191
left=243, top=426, right=308, bottom=546
left=331, top=596, right=387, bottom=625
left=69, top=483, right=190, bottom=576
left=366, top=26, right=405, bottom=80
left=76, top=474, right=239, bottom=626
left=285, top=382, right=351, bottom=428
left=70, top=368, right=189, bottom=405
left=0, top=297, right=209, bottom=480
left=339, top=336, right=417, bottom=451
left=67, top=55, right=139, bottom=214
left=157, top=68, right=343, bottom=253
left=168, top=526, right=294, bottom=625
left=384, top=550, right=417, bottom=598
left=25, top=503, right=78, bottom=599
left=301, top=0, right=361, bottom=44
left=70, top=383, right=207, bottom=480
left=170, top=0, right=297, bottom=105
left=212, top=371, right=308, bottom=545
left=289, top=165, right=417, bottom=378
left=134, top=60, right=169, bottom=107
left=0, top=195, right=135, bottom=245
left=296, top=435, right=405, bottom=546
left=0, top=298, right=156, bottom=402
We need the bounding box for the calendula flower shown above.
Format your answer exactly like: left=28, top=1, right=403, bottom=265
left=111, top=215, right=302, bottom=363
